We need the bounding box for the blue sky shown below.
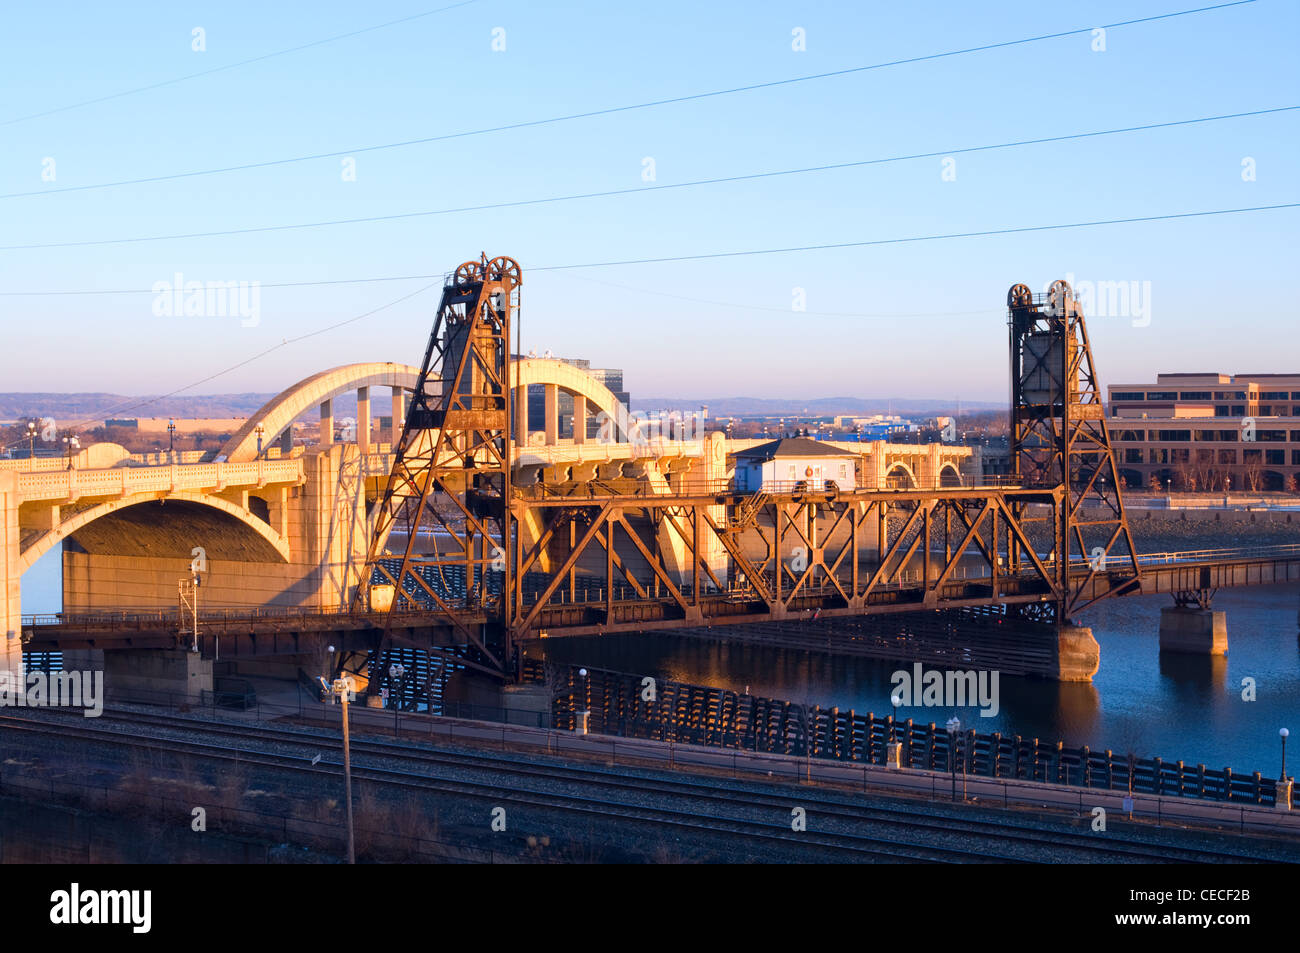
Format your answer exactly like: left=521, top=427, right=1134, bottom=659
left=1, top=0, right=1296, bottom=403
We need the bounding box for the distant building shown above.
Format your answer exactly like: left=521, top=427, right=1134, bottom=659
left=733, top=437, right=857, bottom=492
left=1108, top=372, right=1300, bottom=491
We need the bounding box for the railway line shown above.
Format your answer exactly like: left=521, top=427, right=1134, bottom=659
left=2, top=708, right=1288, bottom=864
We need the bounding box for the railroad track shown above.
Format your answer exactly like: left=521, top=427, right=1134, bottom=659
left=3, top=708, right=1283, bottom=863
left=0, top=712, right=1002, bottom=862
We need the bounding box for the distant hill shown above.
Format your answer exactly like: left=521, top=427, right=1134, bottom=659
left=0, top=392, right=365, bottom=423
left=1, top=391, right=1004, bottom=425
left=631, top=396, right=1005, bottom=418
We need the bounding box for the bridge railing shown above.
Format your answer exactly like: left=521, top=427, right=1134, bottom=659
left=20, top=603, right=375, bottom=628
left=1065, top=543, right=1300, bottom=569
left=546, top=664, right=1286, bottom=808
left=16, top=458, right=304, bottom=502
left=517, top=474, right=1027, bottom=499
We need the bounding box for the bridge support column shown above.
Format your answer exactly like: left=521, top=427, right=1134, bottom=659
left=572, top=394, right=586, bottom=444
left=514, top=386, right=530, bottom=446
left=1052, top=624, right=1101, bottom=682
left=391, top=387, right=406, bottom=443
left=869, top=441, right=887, bottom=489
left=278, top=428, right=293, bottom=455
left=320, top=399, right=334, bottom=447
left=356, top=386, right=371, bottom=453
left=544, top=383, right=558, bottom=445
left=1158, top=607, right=1228, bottom=655
left=922, top=444, right=941, bottom=489
left=1, top=471, right=22, bottom=688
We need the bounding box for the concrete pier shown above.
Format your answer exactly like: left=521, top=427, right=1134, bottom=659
left=1051, top=625, right=1101, bottom=682
left=1158, top=606, right=1228, bottom=655
left=103, top=649, right=213, bottom=704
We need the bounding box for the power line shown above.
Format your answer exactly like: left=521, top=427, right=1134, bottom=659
left=0, top=280, right=440, bottom=451
left=4, top=105, right=1291, bottom=251
left=0, top=2, right=477, bottom=128
left=530, top=203, right=1300, bottom=271
left=5, top=198, right=1292, bottom=445
left=0, top=274, right=443, bottom=296
left=1, top=0, right=1256, bottom=201
left=552, top=271, right=1001, bottom=318
left=2, top=202, right=1294, bottom=300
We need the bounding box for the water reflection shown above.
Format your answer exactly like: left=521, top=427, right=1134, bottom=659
left=535, top=585, right=1300, bottom=776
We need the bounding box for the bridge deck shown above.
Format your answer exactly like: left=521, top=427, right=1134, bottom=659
left=22, top=546, right=1300, bottom=653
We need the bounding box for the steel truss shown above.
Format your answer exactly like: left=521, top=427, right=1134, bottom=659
left=354, top=253, right=520, bottom=678
left=354, top=264, right=1144, bottom=679
left=505, top=484, right=1071, bottom=640
left=1007, top=280, right=1142, bottom=618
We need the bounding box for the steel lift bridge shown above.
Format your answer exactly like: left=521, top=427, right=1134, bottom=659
left=347, top=259, right=1155, bottom=689
left=19, top=258, right=1299, bottom=693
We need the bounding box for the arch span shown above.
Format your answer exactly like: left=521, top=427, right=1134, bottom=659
left=222, top=358, right=632, bottom=462
left=884, top=463, right=918, bottom=489
left=938, top=462, right=964, bottom=488
left=18, top=493, right=291, bottom=575
left=511, top=357, right=629, bottom=443
left=221, top=362, right=421, bottom=462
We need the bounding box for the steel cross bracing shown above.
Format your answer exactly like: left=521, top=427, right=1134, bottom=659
left=1007, top=280, right=1142, bottom=618
left=504, top=483, right=1072, bottom=640
left=353, top=253, right=521, bottom=680
left=351, top=264, right=1145, bottom=679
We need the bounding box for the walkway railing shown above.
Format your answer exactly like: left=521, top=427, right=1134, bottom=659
left=545, top=664, right=1288, bottom=808
left=1067, top=543, right=1300, bottom=567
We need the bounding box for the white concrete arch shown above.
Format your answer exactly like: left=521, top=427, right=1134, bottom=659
left=223, top=358, right=631, bottom=461
left=884, top=462, right=918, bottom=489
left=18, top=491, right=291, bottom=575
left=221, top=362, right=421, bottom=462
left=938, top=462, right=964, bottom=487
left=511, top=357, right=628, bottom=446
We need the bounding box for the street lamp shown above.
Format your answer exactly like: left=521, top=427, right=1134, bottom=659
left=319, top=673, right=357, bottom=864
left=254, top=424, right=265, bottom=459
left=1282, top=728, right=1290, bottom=780
left=577, top=668, right=590, bottom=735
left=26, top=420, right=36, bottom=470
left=62, top=434, right=80, bottom=469
left=167, top=418, right=176, bottom=453
left=388, top=662, right=406, bottom=735
left=946, top=716, right=961, bottom=802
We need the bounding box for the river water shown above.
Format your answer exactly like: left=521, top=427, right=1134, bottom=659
left=534, top=585, right=1300, bottom=780
left=22, top=548, right=1299, bottom=779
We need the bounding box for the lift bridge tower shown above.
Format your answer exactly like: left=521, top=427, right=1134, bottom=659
left=1006, top=279, right=1141, bottom=623
left=354, top=254, right=521, bottom=681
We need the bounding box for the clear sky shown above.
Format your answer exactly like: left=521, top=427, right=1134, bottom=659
left=1, top=0, right=1296, bottom=404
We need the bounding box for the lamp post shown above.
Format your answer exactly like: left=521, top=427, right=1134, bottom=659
left=62, top=434, right=79, bottom=470
left=26, top=420, right=36, bottom=470
left=189, top=570, right=200, bottom=652
left=946, top=716, right=961, bottom=802
left=389, top=662, right=406, bottom=735
left=1282, top=728, right=1290, bottom=780
left=577, top=667, right=590, bottom=735
left=320, top=674, right=357, bottom=864
left=254, top=424, right=265, bottom=459
left=167, top=418, right=176, bottom=453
